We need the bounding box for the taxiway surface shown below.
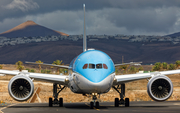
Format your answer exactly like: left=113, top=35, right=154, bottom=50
left=1, top=101, right=180, bottom=113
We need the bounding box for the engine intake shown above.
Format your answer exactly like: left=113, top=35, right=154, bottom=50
left=147, top=75, right=173, bottom=101
left=8, top=75, right=34, bottom=101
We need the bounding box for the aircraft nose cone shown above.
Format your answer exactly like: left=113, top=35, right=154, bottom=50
left=73, top=72, right=115, bottom=93
left=88, top=70, right=103, bottom=83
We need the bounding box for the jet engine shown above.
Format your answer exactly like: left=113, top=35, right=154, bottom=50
left=8, top=75, right=34, bottom=101
left=147, top=75, right=173, bottom=101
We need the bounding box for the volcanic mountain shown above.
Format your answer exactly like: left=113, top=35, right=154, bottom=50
left=0, top=20, right=69, bottom=38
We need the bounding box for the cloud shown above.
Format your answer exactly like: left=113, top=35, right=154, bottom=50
left=0, top=17, right=25, bottom=33
left=1, top=0, right=180, bottom=35
left=0, top=6, right=179, bottom=36
left=4, top=0, right=39, bottom=12
left=104, top=7, right=179, bottom=35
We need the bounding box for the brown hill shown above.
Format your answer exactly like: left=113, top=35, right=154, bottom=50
left=0, top=20, right=69, bottom=38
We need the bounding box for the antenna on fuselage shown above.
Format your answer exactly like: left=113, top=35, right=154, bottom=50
left=83, top=4, right=87, bottom=52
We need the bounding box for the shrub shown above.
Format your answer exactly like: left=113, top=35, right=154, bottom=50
left=41, top=69, right=51, bottom=74
left=138, top=66, right=144, bottom=71
left=129, top=66, right=137, bottom=73
left=162, top=62, right=168, bottom=70
left=30, top=69, right=35, bottom=73
left=26, top=68, right=30, bottom=72
left=152, top=62, right=161, bottom=71
left=0, top=65, right=3, bottom=69
left=175, top=60, right=180, bottom=68
left=168, top=64, right=176, bottom=70
left=16, top=61, right=24, bottom=71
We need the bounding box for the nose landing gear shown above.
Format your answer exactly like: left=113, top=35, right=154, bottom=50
left=113, top=84, right=129, bottom=107
left=90, top=93, right=99, bottom=109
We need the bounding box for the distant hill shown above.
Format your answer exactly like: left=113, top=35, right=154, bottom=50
left=0, top=20, right=69, bottom=38
left=0, top=39, right=180, bottom=64
left=166, top=32, right=180, bottom=37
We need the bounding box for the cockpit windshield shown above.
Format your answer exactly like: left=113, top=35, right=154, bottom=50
left=82, top=63, right=108, bottom=69
left=96, top=64, right=102, bottom=69
left=89, top=64, right=95, bottom=69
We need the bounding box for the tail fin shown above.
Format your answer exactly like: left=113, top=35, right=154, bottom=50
left=83, top=4, right=87, bottom=52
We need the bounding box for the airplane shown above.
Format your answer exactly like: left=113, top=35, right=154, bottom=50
left=0, top=4, right=180, bottom=109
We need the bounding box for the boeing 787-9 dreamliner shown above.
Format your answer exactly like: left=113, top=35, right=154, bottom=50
left=0, top=4, right=180, bottom=109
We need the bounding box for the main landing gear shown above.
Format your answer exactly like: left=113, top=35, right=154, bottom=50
left=49, top=83, right=66, bottom=107
left=112, top=84, right=129, bottom=107
left=90, top=93, right=99, bottom=109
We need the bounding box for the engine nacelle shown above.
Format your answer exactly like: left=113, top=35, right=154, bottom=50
left=8, top=75, right=34, bottom=101
left=147, top=75, right=173, bottom=101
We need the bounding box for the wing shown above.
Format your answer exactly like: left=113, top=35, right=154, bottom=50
left=114, top=69, right=180, bottom=85
left=114, top=62, right=142, bottom=67
left=0, top=69, right=69, bottom=86
left=25, top=61, right=72, bottom=69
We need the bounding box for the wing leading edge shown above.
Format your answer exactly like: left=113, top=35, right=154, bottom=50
left=114, top=69, right=180, bottom=85
left=114, top=62, right=142, bottom=67
left=25, top=61, right=71, bottom=69
left=0, top=69, right=68, bottom=86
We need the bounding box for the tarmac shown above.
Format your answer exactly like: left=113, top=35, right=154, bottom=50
left=1, top=101, right=180, bottom=113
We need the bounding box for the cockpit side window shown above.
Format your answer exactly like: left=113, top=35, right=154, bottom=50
left=83, top=64, right=88, bottom=69
left=96, top=64, right=102, bottom=69
left=89, top=64, right=95, bottom=69
left=103, top=64, right=108, bottom=69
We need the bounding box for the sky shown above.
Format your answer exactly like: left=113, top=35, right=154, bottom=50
left=1, top=0, right=180, bottom=36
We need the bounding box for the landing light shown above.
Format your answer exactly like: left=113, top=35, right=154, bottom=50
left=92, top=93, right=97, bottom=96
left=65, top=78, right=69, bottom=83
